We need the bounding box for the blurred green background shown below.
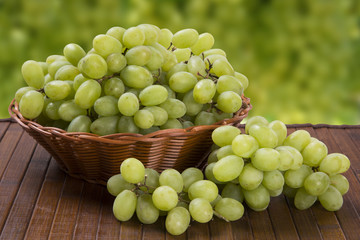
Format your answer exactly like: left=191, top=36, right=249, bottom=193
left=1, top=0, right=359, bottom=124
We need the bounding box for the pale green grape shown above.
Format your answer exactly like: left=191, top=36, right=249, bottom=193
left=122, top=27, right=145, bottom=48
left=159, top=169, right=184, bottom=193
left=146, top=46, right=164, bottom=71
left=238, top=163, right=263, bottom=191
left=187, top=55, right=207, bottom=79
left=73, top=74, right=89, bottom=91
left=141, top=168, right=160, bottom=193
left=103, top=77, right=125, bottom=98
left=118, top=116, right=139, bottom=133
left=217, top=145, right=234, bottom=160
left=207, top=150, right=218, bottom=164
left=143, top=106, right=168, bottom=126
left=302, top=139, right=328, bottom=167
left=78, top=53, right=107, bottom=79
left=154, top=44, right=177, bottom=72
left=165, top=207, right=190, bottom=236
left=152, top=186, right=179, bottom=211
left=280, top=146, right=303, bottom=170
left=45, top=100, right=64, bottom=120
left=158, top=28, right=173, bottom=48
left=191, top=32, right=215, bottom=55
left=216, top=75, right=244, bottom=95
left=106, top=173, right=135, bottom=196
left=58, top=100, right=87, bottom=122
left=194, top=111, right=216, bottom=126
left=94, top=96, right=119, bottom=116
left=215, top=198, right=244, bottom=221
left=106, top=26, right=126, bottom=42
left=125, top=45, right=152, bottom=66
left=212, top=125, right=241, bottom=147
left=268, top=120, right=287, bottom=146
left=234, top=72, right=249, bottom=90
left=320, top=153, right=350, bottom=174
left=44, top=74, right=53, bottom=84
left=160, top=118, right=183, bottom=129
left=210, top=195, right=222, bottom=207
left=232, top=134, right=259, bottom=158
left=304, top=172, right=330, bottom=196
left=216, top=91, right=242, bottom=113
left=46, top=55, right=67, bottom=64
left=138, top=24, right=160, bottom=45
left=268, top=187, right=283, bottom=197
left=189, top=198, right=213, bottom=223
left=21, top=60, right=45, bottom=89
left=134, top=109, right=154, bottom=129
left=117, top=92, right=139, bottom=116
left=248, top=124, right=278, bottom=148
left=54, top=65, right=80, bottom=81
left=63, top=43, right=86, bottom=66
left=202, top=49, right=226, bottom=58
left=182, top=121, right=194, bottom=129
left=330, top=174, right=349, bottom=195
left=75, top=80, right=101, bottom=109
left=193, top=79, right=216, bottom=104
left=169, top=71, right=197, bottom=93
left=67, top=115, right=92, bottom=133
left=213, top=155, right=244, bottom=182
left=262, top=170, right=284, bottom=191
left=251, top=148, right=280, bottom=171
left=183, top=90, right=203, bottom=116
left=188, top=180, right=218, bottom=202
left=181, top=168, right=204, bottom=192
left=284, top=165, right=313, bottom=188
left=211, top=59, right=235, bottom=76
left=93, top=34, right=122, bottom=58
left=221, top=182, right=244, bottom=202
left=48, top=60, right=71, bottom=78
left=166, top=62, right=188, bottom=81
left=283, top=130, right=311, bottom=152
left=19, top=90, right=44, bottom=119
left=106, top=52, right=127, bottom=73
left=172, top=28, right=199, bottom=48
left=243, top=184, right=270, bottom=211
left=15, top=86, right=36, bottom=103
left=44, top=80, right=71, bottom=100
left=245, top=116, right=269, bottom=134
left=318, top=185, right=343, bottom=211
left=90, top=116, right=119, bottom=135
left=120, top=157, right=145, bottom=184
left=294, top=187, right=317, bottom=210
left=275, top=146, right=294, bottom=171
left=139, top=85, right=168, bottom=106
left=120, top=65, right=153, bottom=89
left=159, top=98, right=186, bottom=118
left=173, top=48, right=191, bottom=62
left=136, top=194, right=159, bottom=224
left=113, top=189, right=137, bottom=221
left=205, top=163, right=224, bottom=185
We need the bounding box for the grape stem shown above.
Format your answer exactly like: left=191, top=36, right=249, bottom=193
left=213, top=210, right=230, bottom=222
left=167, top=42, right=173, bottom=50
left=96, top=72, right=120, bottom=84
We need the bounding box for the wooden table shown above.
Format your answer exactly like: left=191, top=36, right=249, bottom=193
left=0, top=119, right=359, bottom=240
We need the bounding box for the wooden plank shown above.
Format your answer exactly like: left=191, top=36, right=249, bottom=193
left=208, top=218, right=233, bottom=240
left=142, top=217, right=166, bottom=240
left=187, top=220, right=210, bottom=239
left=119, top=216, right=143, bottom=239
left=24, top=159, right=67, bottom=239
left=230, top=210, right=253, bottom=240
left=0, top=144, right=51, bottom=239
left=247, top=209, right=276, bottom=240
left=0, top=122, right=10, bottom=141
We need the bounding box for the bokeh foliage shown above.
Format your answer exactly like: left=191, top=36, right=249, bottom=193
left=0, top=0, right=359, bottom=124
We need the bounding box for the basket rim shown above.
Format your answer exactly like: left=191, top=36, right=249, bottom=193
left=8, top=95, right=252, bottom=142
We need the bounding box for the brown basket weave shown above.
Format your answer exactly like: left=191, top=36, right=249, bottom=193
left=9, top=96, right=251, bottom=185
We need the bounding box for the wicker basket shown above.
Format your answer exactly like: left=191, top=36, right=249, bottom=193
left=9, top=96, right=251, bottom=185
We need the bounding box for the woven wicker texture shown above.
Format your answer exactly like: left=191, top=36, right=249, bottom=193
left=9, top=96, right=251, bottom=185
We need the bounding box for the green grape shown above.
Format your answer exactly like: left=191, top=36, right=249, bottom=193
left=202, top=49, right=226, bottom=58
left=205, top=163, right=224, bottom=185
left=67, top=115, right=92, bottom=133
left=48, top=60, right=71, bottom=78
left=140, top=168, right=160, bottom=193
left=166, top=62, right=188, bottom=81
left=238, top=163, right=263, bottom=191
left=268, top=187, right=283, bottom=197
left=93, top=34, right=122, bottom=58
left=173, top=48, right=191, bottom=62
left=182, top=121, right=194, bottom=129
left=211, top=59, right=234, bottom=77
left=136, top=194, right=159, bottom=224
left=172, top=28, right=199, bottom=48
left=106, top=52, right=127, bottom=73
left=181, top=168, right=204, bottom=192
left=44, top=80, right=71, bottom=100
left=194, top=111, right=216, bottom=126
left=120, top=157, right=145, bottom=184
left=183, top=90, right=203, bottom=116
left=15, top=86, right=36, bottom=103
left=329, top=174, right=349, bottom=195
left=320, top=153, right=350, bottom=174
left=139, top=85, right=168, bottom=106
left=304, top=172, right=330, bottom=196
left=120, top=65, right=153, bottom=89
left=212, top=125, right=241, bottom=147
left=143, top=106, right=168, bottom=126
left=19, top=90, right=44, bottom=119
left=160, top=118, right=183, bottom=129
left=268, top=120, right=287, bottom=146
left=169, top=71, right=197, bottom=93
left=90, top=116, right=119, bottom=136
left=213, top=155, right=244, bottom=182
left=146, top=46, right=164, bottom=71
left=189, top=198, right=213, bottom=223
left=318, top=185, right=343, bottom=211
left=73, top=74, right=89, bottom=91
left=280, top=146, right=303, bottom=170
left=58, top=100, right=87, bottom=122
left=64, top=81, right=76, bottom=100
left=21, top=60, right=45, bottom=89
left=215, top=198, right=244, bottom=221
left=216, top=75, right=244, bottom=95
left=217, top=145, right=234, bottom=160
left=283, top=184, right=298, bottom=198
left=107, top=173, right=135, bottom=196
left=118, top=116, right=139, bottom=133
left=46, top=55, right=67, bottom=64
left=137, top=24, right=160, bottom=45
left=159, top=169, right=184, bottom=193
left=248, top=124, right=278, bottom=148
left=94, top=96, right=119, bottom=116
left=294, top=187, right=317, bottom=210
left=159, top=98, right=186, bottom=118
left=45, top=100, right=64, bottom=120
left=187, top=55, right=207, bottom=79
left=193, top=79, right=216, bottom=104
left=78, top=53, right=108, bottom=79
left=275, top=146, right=294, bottom=171
left=54, top=64, right=80, bottom=81
left=211, top=108, right=233, bottom=122
left=122, top=27, right=145, bottom=48
left=125, top=45, right=152, bottom=66
left=232, top=134, right=259, bottom=158
left=243, top=184, right=270, bottom=211
left=134, top=109, right=154, bottom=129
left=117, top=92, right=139, bottom=116
left=158, top=28, right=173, bottom=48
left=245, top=116, right=269, bottom=134
left=251, top=148, right=280, bottom=171
left=283, top=130, right=311, bottom=152
left=113, top=189, right=137, bottom=221
left=153, top=44, right=177, bottom=72
left=262, top=170, right=284, bottom=191
left=165, top=207, right=190, bottom=236
left=152, top=186, right=179, bottom=211
left=301, top=139, right=328, bottom=167
left=103, top=77, right=125, bottom=98
left=234, top=72, right=249, bottom=90
left=75, top=80, right=101, bottom=109
left=284, top=165, right=313, bottom=188
left=210, top=194, right=223, bottom=207
left=207, top=149, right=218, bottom=164
left=63, top=43, right=86, bottom=66
left=191, top=32, right=215, bottom=55
left=106, top=26, right=126, bottom=42
left=221, top=182, right=244, bottom=202
left=188, top=180, right=218, bottom=202
left=216, top=91, right=242, bottom=113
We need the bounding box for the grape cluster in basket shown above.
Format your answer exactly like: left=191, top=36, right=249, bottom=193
left=15, top=24, right=249, bottom=135
left=107, top=116, right=350, bottom=235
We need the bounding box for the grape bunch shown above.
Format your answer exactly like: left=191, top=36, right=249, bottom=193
left=15, top=24, right=249, bottom=135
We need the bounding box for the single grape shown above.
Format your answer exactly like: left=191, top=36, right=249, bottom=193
left=320, top=153, right=350, bottom=175
left=158, top=28, right=173, bottom=48
left=216, top=75, right=244, bottom=95
left=75, top=80, right=101, bottom=109
left=90, top=116, right=119, bottom=136
left=251, top=148, right=280, bottom=171
left=120, top=65, right=153, bottom=89
left=262, top=170, right=284, bottom=191
left=216, top=91, right=242, bottom=113
left=107, top=173, right=135, bottom=196
left=172, top=28, right=199, bottom=48
left=211, top=59, right=235, bottom=76
left=19, top=90, right=44, bottom=119
left=103, top=77, right=125, bottom=98
left=202, top=48, right=226, bottom=58
left=329, top=174, right=349, bottom=195
left=159, top=98, right=186, bottom=119
left=44, top=80, right=71, bottom=101
left=304, top=172, right=330, bottom=196
left=165, top=207, right=190, bottom=236
left=136, top=194, right=159, bottom=224
left=113, top=189, right=137, bottom=221
left=283, top=130, right=311, bottom=152
left=284, top=164, right=313, bottom=188
left=93, top=34, right=122, bottom=58
left=160, top=118, right=183, bottom=129
left=213, top=155, right=244, bottom=182
left=173, top=48, right=192, bottom=62
left=140, top=168, right=160, bottom=193
left=120, top=158, right=145, bottom=184
left=191, top=32, right=215, bottom=55
left=45, top=100, right=63, bottom=120
left=48, top=60, right=71, bottom=78
left=58, top=100, right=87, bottom=122
left=279, top=145, right=303, bottom=170
left=139, top=85, right=168, bottom=106
left=268, top=120, right=287, bottom=146
left=234, top=72, right=249, bottom=90
left=188, top=180, right=218, bottom=202
left=215, top=198, right=244, bottom=221
left=152, top=186, right=179, bottom=211
left=205, top=163, right=225, bottom=185
left=181, top=168, right=204, bottom=192
left=15, top=86, right=36, bottom=103
left=294, top=187, right=317, bottom=210
left=221, top=182, right=244, bottom=202
left=106, top=52, right=127, bottom=73
left=238, top=163, right=264, bottom=191
left=67, top=115, right=92, bottom=133
left=318, top=185, right=343, bottom=211
left=106, top=26, right=126, bottom=41
left=245, top=116, right=269, bottom=134
left=134, top=109, right=154, bottom=129
left=243, top=184, right=270, bottom=211
left=46, top=55, right=67, bottom=64
left=169, top=71, right=197, bottom=93
left=275, top=146, right=294, bottom=171
left=166, top=62, right=188, bottom=81
left=78, top=53, right=107, bottom=79
left=216, top=145, right=234, bottom=160
left=207, top=149, right=218, bottom=164
left=212, top=125, right=241, bottom=147
left=232, top=134, right=259, bottom=158
left=143, top=106, right=168, bottom=127
left=248, top=124, right=278, bottom=148
left=187, top=55, right=207, bottom=79
left=21, top=60, right=45, bottom=89
left=54, top=65, right=79, bottom=81
left=122, top=27, right=145, bottom=48
left=137, top=24, right=160, bottom=45
left=193, top=79, right=216, bottom=104
left=94, top=96, right=119, bottom=116
left=125, top=45, right=152, bottom=66
left=189, top=198, right=213, bottom=223
left=73, top=74, right=89, bottom=91
left=146, top=46, right=164, bottom=71
left=194, top=111, right=217, bottom=126
left=159, top=169, right=184, bottom=193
